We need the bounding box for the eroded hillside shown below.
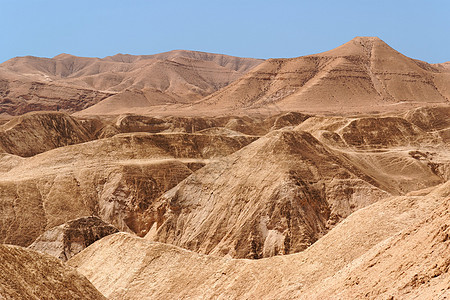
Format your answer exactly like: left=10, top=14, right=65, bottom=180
left=185, top=37, right=450, bottom=116
left=1, top=109, right=448, bottom=257
left=0, top=243, right=105, bottom=299
left=1, top=37, right=449, bottom=299
left=68, top=181, right=450, bottom=299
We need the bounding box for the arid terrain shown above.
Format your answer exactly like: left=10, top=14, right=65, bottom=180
left=0, top=37, right=449, bottom=299
left=0, top=50, right=262, bottom=115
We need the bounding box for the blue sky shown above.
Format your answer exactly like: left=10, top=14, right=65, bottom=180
left=0, top=0, right=449, bottom=63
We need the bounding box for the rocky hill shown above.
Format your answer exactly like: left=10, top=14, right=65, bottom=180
left=0, top=51, right=263, bottom=115
left=68, top=181, right=449, bottom=299
left=184, top=37, right=450, bottom=115
left=0, top=109, right=447, bottom=255
left=0, top=38, right=449, bottom=299
left=142, top=110, right=448, bottom=258
left=0, top=113, right=261, bottom=246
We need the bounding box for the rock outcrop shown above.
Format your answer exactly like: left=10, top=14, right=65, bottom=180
left=28, top=216, right=119, bottom=261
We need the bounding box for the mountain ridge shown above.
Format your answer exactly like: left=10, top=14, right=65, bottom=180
left=182, top=36, right=449, bottom=116
left=0, top=50, right=264, bottom=115
left=1, top=37, right=448, bottom=116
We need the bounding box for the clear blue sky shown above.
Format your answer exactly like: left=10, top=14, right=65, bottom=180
left=1, top=0, right=449, bottom=63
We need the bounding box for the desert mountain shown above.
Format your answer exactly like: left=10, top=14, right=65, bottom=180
left=0, top=112, right=266, bottom=246
left=181, top=37, right=450, bottom=115
left=105, top=50, right=263, bottom=73
left=0, top=243, right=105, bottom=299
left=1, top=37, right=448, bottom=116
left=0, top=109, right=447, bottom=256
left=68, top=180, right=449, bottom=299
left=142, top=110, right=448, bottom=258
left=0, top=51, right=263, bottom=115
left=0, top=37, right=449, bottom=299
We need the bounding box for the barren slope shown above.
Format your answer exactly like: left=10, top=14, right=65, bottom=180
left=68, top=181, right=449, bottom=299
left=0, top=110, right=447, bottom=258
left=0, top=130, right=257, bottom=246
left=186, top=37, right=450, bottom=115
left=302, top=184, right=450, bottom=299
left=0, top=74, right=113, bottom=115
left=0, top=108, right=448, bottom=298
left=108, top=111, right=310, bottom=136
left=143, top=130, right=389, bottom=258
left=0, top=111, right=287, bottom=157
left=28, top=216, right=119, bottom=261
left=0, top=111, right=92, bottom=157
left=0, top=244, right=105, bottom=299
left=142, top=111, right=448, bottom=259
left=105, top=50, right=263, bottom=73
left=0, top=51, right=263, bottom=115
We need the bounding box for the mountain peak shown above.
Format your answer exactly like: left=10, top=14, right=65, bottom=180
left=351, top=36, right=382, bottom=42
left=349, top=36, right=389, bottom=49
left=315, top=36, right=394, bottom=58
left=53, top=53, right=77, bottom=60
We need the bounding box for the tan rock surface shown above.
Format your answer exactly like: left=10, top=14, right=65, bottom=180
left=28, top=216, right=119, bottom=261
left=0, top=51, right=262, bottom=115
left=0, top=36, right=448, bottom=299
left=296, top=111, right=450, bottom=185
left=143, top=112, right=448, bottom=258
left=93, top=111, right=310, bottom=138
left=144, top=130, right=389, bottom=258
left=177, top=37, right=450, bottom=116
left=302, top=183, right=450, bottom=299
left=0, top=111, right=92, bottom=157
left=0, top=110, right=309, bottom=158
left=68, top=181, right=449, bottom=299
left=0, top=130, right=256, bottom=246
left=2, top=109, right=446, bottom=260
left=0, top=244, right=105, bottom=299
left=0, top=72, right=113, bottom=115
